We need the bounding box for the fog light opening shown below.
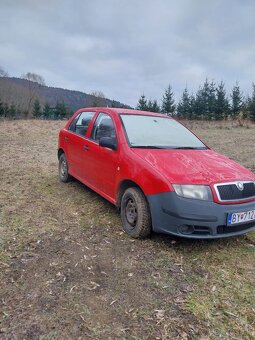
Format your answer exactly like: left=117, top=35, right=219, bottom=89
left=179, top=225, right=195, bottom=235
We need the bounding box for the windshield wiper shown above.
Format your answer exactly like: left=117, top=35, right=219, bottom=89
left=172, top=146, right=207, bottom=150
left=131, top=145, right=166, bottom=149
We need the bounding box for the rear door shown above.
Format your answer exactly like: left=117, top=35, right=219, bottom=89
left=65, top=111, right=96, bottom=178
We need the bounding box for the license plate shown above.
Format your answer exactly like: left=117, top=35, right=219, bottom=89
left=227, top=209, right=255, bottom=225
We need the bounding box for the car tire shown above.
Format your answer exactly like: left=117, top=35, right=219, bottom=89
left=59, top=153, right=71, bottom=182
left=121, top=187, right=152, bottom=238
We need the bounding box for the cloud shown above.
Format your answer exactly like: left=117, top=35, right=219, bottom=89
left=0, top=0, right=255, bottom=106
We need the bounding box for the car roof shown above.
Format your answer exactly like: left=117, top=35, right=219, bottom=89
left=79, top=107, right=172, bottom=118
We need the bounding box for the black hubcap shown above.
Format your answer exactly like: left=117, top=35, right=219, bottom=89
left=125, top=198, right=137, bottom=227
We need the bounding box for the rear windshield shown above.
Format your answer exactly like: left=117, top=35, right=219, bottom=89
left=120, top=114, right=206, bottom=149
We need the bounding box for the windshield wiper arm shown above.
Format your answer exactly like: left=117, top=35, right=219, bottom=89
left=172, top=146, right=206, bottom=150
left=131, top=145, right=166, bottom=149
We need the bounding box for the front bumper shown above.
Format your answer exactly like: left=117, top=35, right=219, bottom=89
left=147, top=192, right=255, bottom=239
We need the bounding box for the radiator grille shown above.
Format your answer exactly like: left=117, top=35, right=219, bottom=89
left=215, top=181, right=255, bottom=201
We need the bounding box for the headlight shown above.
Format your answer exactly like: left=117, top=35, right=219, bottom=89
left=173, top=184, right=212, bottom=201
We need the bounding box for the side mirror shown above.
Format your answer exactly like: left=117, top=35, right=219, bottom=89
left=99, top=137, right=117, bottom=150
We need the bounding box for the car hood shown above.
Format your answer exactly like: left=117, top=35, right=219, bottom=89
left=131, top=148, right=255, bottom=185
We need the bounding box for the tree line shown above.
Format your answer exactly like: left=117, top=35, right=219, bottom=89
left=136, top=80, right=255, bottom=121
left=0, top=98, right=73, bottom=120
left=1, top=65, right=255, bottom=121
left=0, top=93, right=128, bottom=120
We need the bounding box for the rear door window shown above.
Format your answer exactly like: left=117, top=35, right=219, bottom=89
left=68, top=111, right=95, bottom=136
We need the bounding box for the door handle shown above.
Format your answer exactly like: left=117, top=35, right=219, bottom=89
left=64, top=136, right=69, bottom=142
left=83, top=145, right=89, bottom=151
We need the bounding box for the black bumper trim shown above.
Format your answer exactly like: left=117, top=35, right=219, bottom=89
left=147, top=192, right=255, bottom=239
left=162, top=208, right=218, bottom=222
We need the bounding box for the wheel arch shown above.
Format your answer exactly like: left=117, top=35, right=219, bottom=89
left=116, top=179, right=145, bottom=209
left=58, top=148, right=65, bottom=159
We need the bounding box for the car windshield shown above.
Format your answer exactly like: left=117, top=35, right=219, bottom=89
left=120, top=114, right=207, bottom=149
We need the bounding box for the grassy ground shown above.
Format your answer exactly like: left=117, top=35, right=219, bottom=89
left=0, top=119, right=254, bottom=339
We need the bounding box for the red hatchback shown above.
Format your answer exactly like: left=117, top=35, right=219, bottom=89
left=58, top=108, right=255, bottom=239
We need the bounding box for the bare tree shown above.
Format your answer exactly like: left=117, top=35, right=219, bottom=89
left=21, top=72, right=45, bottom=85
left=21, top=72, right=46, bottom=116
left=90, top=91, right=106, bottom=107
left=0, top=66, right=9, bottom=77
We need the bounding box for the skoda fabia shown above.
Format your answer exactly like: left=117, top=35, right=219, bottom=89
left=58, top=108, right=255, bottom=239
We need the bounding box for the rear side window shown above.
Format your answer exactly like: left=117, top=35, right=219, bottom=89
left=68, top=111, right=95, bottom=136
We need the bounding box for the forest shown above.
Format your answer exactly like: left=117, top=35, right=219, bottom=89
left=137, top=81, right=255, bottom=121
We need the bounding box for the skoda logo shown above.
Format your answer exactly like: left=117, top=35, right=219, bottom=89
left=236, top=182, right=244, bottom=191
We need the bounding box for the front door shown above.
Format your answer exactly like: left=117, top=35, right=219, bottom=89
left=80, top=112, right=119, bottom=200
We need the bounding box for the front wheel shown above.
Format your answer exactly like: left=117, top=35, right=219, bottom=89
left=121, top=187, right=152, bottom=238
left=59, top=153, right=72, bottom=182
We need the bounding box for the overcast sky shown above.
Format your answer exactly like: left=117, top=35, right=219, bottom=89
left=0, top=0, right=255, bottom=107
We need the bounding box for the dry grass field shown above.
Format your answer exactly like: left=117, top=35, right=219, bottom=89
left=0, top=119, right=254, bottom=339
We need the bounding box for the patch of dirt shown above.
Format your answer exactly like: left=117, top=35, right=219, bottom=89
left=0, top=226, right=207, bottom=339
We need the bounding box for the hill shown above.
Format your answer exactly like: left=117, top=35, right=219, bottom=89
left=0, top=77, right=131, bottom=115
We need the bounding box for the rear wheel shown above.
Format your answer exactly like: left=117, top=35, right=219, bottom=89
left=59, top=153, right=71, bottom=182
left=121, top=187, right=152, bottom=238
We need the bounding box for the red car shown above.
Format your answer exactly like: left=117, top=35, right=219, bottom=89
left=58, top=108, right=255, bottom=239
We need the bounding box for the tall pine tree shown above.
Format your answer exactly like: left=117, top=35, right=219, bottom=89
left=248, top=83, right=255, bottom=121
left=151, top=100, right=160, bottom=112
left=177, top=88, right=191, bottom=119
left=9, top=104, right=17, bottom=118
left=147, top=99, right=153, bottom=111
left=193, top=86, right=204, bottom=119
left=42, top=102, right=51, bottom=119
left=215, top=81, right=229, bottom=120
left=136, top=94, right=148, bottom=111
left=55, top=101, right=68, bottom=119
left=208, top=80, right=216, bottom=119
left=161, top=85, right=175, bottom=115
left=146, top=99, right=160, bottom=112
left=231, top=83, right=243, bottom=118
left=32, top=98, right=41, bottom=118
left=189, top=95, right=196, bottom=119
left=199, top=79, right=216, bottom=120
